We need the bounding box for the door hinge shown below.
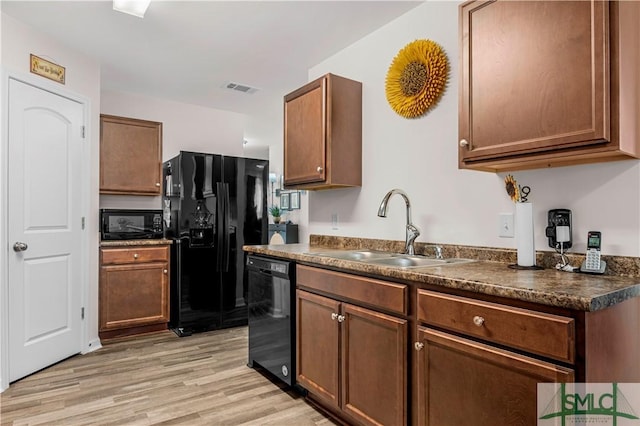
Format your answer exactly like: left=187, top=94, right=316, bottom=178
left=81, top=126, right=86, bottom=139
left=81, top=307, right=85, bottom=320
left=81, top=217, right=85, bottom=230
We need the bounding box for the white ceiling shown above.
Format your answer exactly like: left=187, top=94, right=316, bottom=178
left=2, top=0, right=423, bottom=115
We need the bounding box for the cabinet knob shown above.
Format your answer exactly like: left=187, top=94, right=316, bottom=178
left=473, top=315, right=485, bottom=327
left=316, top=166, right=323, bottom=173
left=331, top=312, right=338, bottom=321
left=459, top=139, right=469, bottom=148
left=414, top=342, right=425, bottom=351
left=163, top=269, right=168, bottom=274
left=133, top=253, right=139, bottom=259
left=155, top=182, right=161, bottom=187
left=337, top=314, right=346, bottom=323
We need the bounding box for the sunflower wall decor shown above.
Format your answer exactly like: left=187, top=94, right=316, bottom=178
left=385, top=39, right=449, bottom=119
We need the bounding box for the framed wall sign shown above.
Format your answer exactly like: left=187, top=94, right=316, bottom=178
left=281, top=193, right=290, bottom=210
left=290, top=191, right=300, bottom=209
left=30, top=54, right=65, bottom=84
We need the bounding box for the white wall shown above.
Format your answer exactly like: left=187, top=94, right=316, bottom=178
left=305, top=1, right=640, bottom=257
left=101, top=89, right=246, bottom=161
left=1, top=12, right=102, bottom=390
left=0, top=2, right=5, bottom=393
left=243, top=90, right=308, bottom=228
left=100, top=90, right=247, bottom=210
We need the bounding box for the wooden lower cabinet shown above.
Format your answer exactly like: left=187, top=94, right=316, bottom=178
left=296, top=289, right=407, bottom=426
left=99, top=245, right=170, bottom=339
left=294, top=266, right=638, bottom=425
left=416, top=327, right=574, bottom=426
left=297, top=290, right=340, bottom=407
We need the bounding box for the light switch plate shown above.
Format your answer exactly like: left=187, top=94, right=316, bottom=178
left=331, top=213, right=339, bottom=230
left=499, top=213, right=514, bottom=238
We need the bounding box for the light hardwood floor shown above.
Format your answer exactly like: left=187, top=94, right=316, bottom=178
left=0, top=327, right=336, bottom=425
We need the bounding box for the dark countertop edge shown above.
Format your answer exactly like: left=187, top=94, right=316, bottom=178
left=243, top=244, right=640, bottom=312
left=100, top=239, right=173, bottom=247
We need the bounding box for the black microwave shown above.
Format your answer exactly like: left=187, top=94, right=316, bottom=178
left=100, top=209, right=163, bottom=240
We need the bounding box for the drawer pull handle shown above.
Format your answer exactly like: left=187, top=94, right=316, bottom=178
left=133, top=253, right=139, bottom=259
left=414, top=342, right=424, bottom=351
left=331, top=313, right=338, bottom=321
left=163, top=269, right=168, bottom=274
left=459, top=139, right=469, bottom=148
left=337, top=315, right=345, bottom=323
left=473, top=315, right=485, bottom=327
left=155, top=182, right=161, bottom=187
left=316, top=166, right=323, bottom=173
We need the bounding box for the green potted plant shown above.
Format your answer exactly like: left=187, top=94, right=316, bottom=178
left=269, top=205, right=282, bottom=224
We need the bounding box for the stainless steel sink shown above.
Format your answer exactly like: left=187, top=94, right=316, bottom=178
left=365, top=256, right=450, bottom=268
left=312, top=250, right=393, bottom=261
left=309, top=250, right=474, bottom=269
left=367, top=256, right=474, bottom=268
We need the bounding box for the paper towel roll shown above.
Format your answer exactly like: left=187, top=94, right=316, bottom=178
left=515, top=202, right=536, bottom=267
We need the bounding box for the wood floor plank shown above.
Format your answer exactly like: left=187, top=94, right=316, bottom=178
left=1, top=327, right=336, bottom=425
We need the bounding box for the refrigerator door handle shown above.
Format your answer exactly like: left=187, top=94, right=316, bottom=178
left=222, top=182, right=231, bottom=271
left=216, top=182, right=224, bottom=271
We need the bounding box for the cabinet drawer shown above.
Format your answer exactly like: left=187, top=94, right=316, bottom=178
left=101, top=246, right=169, bottom=265
left=417, top=290, right=574, bottom=363
left=297, top=265, right=407, bottom=315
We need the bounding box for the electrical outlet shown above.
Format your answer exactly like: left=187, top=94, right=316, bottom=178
left=499, top=213, right=514, bottom=238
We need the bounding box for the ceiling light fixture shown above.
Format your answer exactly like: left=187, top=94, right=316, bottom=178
left=113, top=0, right=151, bottom=18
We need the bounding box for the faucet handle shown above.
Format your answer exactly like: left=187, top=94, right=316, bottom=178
left=434, top=245, right=444, bottom=259
left=407, top=223, right=420, bottom=238
left=405, top=224, right=420, bottom=255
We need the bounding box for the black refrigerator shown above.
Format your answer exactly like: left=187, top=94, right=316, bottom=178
left=163, top=151, right=269, bottom=336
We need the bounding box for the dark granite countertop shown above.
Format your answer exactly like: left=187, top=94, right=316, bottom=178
left=243, top=241, right=640, bottom=312
left=100, top=239, right=173, bottom=247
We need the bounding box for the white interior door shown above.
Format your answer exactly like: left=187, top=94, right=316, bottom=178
left=7, top=78, right=83, bottom=382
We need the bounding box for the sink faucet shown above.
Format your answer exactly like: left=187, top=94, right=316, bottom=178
left=377, top=189, right=420, bottom=255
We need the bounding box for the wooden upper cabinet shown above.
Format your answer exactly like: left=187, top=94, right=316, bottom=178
left=100, top=114, right=163, bottom=195
left=284, top=73, right=362, bottom=190
left=459, top=0, right=640, bottom=172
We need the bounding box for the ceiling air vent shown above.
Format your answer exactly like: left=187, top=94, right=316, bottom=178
left=223, top=82, right=259, bottom=94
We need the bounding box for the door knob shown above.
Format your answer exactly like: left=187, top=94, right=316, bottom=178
left=316, top=166, right=323, bottom=173
left=459, top=139, right=469, bottom=148
left=13, top=242, right=28, bottom=252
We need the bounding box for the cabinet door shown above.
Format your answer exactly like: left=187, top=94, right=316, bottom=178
left=99, top=262, right=169, bottom=331
left=459, top=1, right=609, bottom=166
left=296, top=290, right=340, bottom=409
left=284, top=78, right=326, bottom=186
left=416, top=327, right=574, bottom=426
left=342, top=304, right=407, bottom=426
left=100, top=114, right=162, bottom=195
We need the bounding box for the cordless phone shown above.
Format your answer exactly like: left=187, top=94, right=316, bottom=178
left=580, top=231, right=606, bottom=274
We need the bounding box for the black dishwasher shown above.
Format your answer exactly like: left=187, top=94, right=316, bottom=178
left=246, top=254, right=296, bottom=386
